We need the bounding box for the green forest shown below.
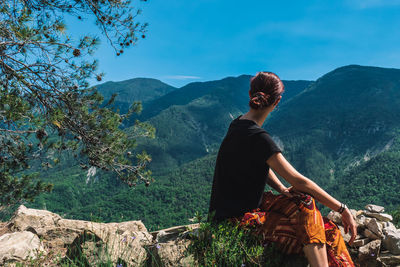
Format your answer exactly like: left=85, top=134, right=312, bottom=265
left=12, top=65, right=400, bottom=231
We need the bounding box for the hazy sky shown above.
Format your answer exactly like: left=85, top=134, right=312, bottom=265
left=70, top=0, right=400, bottom=87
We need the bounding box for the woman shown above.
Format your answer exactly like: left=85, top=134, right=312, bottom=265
left=208, top=72, right=357, bottom=267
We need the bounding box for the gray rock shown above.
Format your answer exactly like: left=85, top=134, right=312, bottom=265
left=0, top=231, right=45, bottom=265
left=353, top=238, right=370, bottom=247
left=149, top=224, right=199, bottom=267
left=367, top=218, right=384, bottom=238
left=327, top=210, right=342, bottom=224
left=151, top=224, right=199, bottom=243
left=57, top=219, right=153, bottom=266
left=9, top=205, right=62, bottom=236
left=359, top=239, right=381, bottom=262
left=339, top=225, right=352, bottom=243
left=378, top=251, right=400, bottom=266
left=66, top=226, right=151, bottom=267
left=383, top=230, right=400, bottom=255
left=365, top=204, right=385, bottom=213
left=339, top=225, right=361, bottom=243
left=382, top=221, right=397, bottom=235
left=356, top=215, right=367, bottom=229
left=364, top=228, right=381, bottom=240
left=364, top=211, right=393, bottom=222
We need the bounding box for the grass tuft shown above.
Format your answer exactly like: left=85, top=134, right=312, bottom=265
left=187, top=220, right=308, bottom=267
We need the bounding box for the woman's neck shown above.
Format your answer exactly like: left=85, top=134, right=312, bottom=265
left=240, top=108, right=271, bottom=127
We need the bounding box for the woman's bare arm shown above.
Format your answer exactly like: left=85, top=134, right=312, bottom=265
left=267, top=153, right=341, bottom=210
left=267, top=152, right=357, bottom=244
left=266, top=168, right=287, bottom=192
left=266, top=169, right=292, bottom=197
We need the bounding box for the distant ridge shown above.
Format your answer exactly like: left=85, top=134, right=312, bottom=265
left=95, top=77, right=177, bottom=114
left=139, top=75, right=313, bottom=121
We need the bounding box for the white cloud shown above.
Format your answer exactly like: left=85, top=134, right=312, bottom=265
left=164, top=75, right=201, bottom=80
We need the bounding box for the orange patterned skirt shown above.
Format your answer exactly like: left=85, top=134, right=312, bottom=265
left=237, top=191, right=354, bottom=267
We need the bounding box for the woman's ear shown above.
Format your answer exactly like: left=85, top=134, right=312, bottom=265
left=273, top=95, right=282, bottom=107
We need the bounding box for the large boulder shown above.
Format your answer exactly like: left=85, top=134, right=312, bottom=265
left=65, top=226, right=151, bottom=266
left=8, top=205, right=62, bottom=236
left=0, top=231, right=46, bottom=265
left=4, top=205, right=153, bottom=266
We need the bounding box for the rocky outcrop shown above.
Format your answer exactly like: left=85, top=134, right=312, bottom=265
left=0, top=205, right=198, bottom=266
left=327, top=204, right=400, bottom=267
left=1, top=205, right=155, bottom=266
left=1, top=204, right=399, bottom=266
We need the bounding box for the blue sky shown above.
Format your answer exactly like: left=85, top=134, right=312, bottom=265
left=70, top=0, right=400, bottom=87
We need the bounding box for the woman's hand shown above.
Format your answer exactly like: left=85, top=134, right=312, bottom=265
left=280, top=186, right=293, bottom=198
left=341, top=208, right=357, bottom=245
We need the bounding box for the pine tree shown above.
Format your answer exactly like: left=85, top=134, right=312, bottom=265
left=0, top=0, right=154, bottom=209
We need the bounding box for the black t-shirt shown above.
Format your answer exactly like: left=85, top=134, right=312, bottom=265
left=208, top=115, right=281, bottom=221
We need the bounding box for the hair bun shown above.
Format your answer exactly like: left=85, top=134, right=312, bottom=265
left=248, top=71, right=284, bottom=110
left=249, top=92, right=270, bottom=109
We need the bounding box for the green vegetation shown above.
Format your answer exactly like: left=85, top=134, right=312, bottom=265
left=392, top=207, right=400, bottom=228
left=188, top=220, right=308, bottom=267
left=328, top=134, right=400, bottom=211
left=28, top=153, right=216, bottom=231
left=0, top=0, right=153, bottom=211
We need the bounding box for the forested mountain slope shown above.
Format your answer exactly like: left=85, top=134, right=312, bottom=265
left=25, top=65, right=400, bottom=231
left=328, top=133, right=400, bottom=211
left=265, top=65, right=400, bottom=186
left=131, top=77, right=312, bottom=170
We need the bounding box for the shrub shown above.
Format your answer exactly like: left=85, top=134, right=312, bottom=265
left=188, top=220, right=308, bottom=267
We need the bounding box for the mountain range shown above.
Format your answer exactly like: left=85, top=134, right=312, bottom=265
left=26, top=65, right=400, bottom=230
